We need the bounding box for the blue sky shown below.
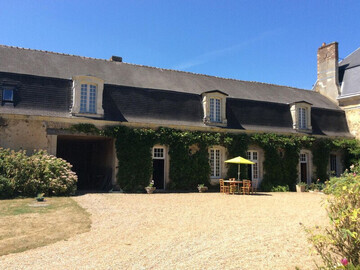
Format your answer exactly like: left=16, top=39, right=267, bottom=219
left=1, top=0, right=360, bottom=89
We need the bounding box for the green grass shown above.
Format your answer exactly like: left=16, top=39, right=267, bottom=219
left=0, top=196, right=91, bottom=256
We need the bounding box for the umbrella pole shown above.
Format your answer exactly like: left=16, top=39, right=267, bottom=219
left=237, top=164, right=240, bottom=180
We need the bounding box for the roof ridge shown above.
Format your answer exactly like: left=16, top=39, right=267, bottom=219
left=0, top=44, right=312, bottom=93
left=0, top=44, right=109, bottom=62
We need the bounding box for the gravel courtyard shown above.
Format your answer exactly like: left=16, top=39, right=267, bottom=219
left=0, top=192, right=328, bottom=270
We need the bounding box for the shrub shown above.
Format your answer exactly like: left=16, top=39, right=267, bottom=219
left=306, top=162, right=360, bottom=269
left=0, top=148, right=77, bottom=198
left=270, top=185, right=289, bottom=192
left=0, top=175, right=15, bottom=199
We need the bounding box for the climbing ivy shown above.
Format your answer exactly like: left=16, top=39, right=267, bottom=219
left=72, top=124, right=360, bottom=192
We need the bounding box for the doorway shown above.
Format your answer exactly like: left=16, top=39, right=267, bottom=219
left=152, top=147, right=165, bottom=189
left=57, top=135, right=114, bottom=191
left=299, top=153, right=308, bottom=183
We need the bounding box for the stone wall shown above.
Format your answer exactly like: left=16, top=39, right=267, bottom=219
left=0, top=118, right=50, bottom=153
left=344, top=108, right=360, bottom=139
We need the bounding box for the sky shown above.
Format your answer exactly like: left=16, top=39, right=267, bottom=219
left=1, top=0, right=360, bottom=90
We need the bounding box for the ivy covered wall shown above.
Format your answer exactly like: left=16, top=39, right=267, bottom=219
left=71, top=124, right=360, bottom=192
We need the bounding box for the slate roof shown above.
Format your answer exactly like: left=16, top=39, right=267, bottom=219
left=0, top=45, right=351, bottom=137
left=339, top=47, right=360, bottom=98
left=0, top=45, right=341, bottom=110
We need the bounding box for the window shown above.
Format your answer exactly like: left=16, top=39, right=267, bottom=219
left=71, top=75, right=104, bottom=117
left=300, top=153, right=307, bottom=162
left=80, top=84, right=97, bottom=113
left=153, top=147, right=165, bottom=159
left=298, top=107, right=307, bottom=129
left=2, top=88, right=14, bottom=105
left=201, top=90, right=228, bottom=126
left=330, top=154, right=337, bottom=176
left=247, top=151, right=259, bottom=180
left=210, top=148, right=221, bottom=177
left=210, top=98, right=221, bottom=122
left=290, top=101, right=312, bottom=131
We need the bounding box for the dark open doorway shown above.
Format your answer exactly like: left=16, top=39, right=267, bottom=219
left=153, top=159, right=165, bottom=189
left=57, top=135, right=114, bottom=191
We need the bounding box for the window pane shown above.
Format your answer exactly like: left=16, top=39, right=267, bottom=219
left=298, top=108, right=307, bottom=129
left=253, top=163, right=258, bottom=179
left=89, top=85, right=97, bottom=113
left=215, top=99, right=221, bottom=122
left=210, top=98, right=215, bottom=122
left=2, top=89, right=14, bottom=101
left=215, top=149, right=220, bottom=177
left=80, top=84, right=88, bottom=113
left=210, top=149, right=215, bottom=176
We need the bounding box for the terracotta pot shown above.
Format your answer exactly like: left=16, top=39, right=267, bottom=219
left=296, top=185, right=306, bottom=192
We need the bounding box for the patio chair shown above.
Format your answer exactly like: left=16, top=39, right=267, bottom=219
left=251, top=179, right=258, bottom=194
left=241, top=180, right=251, bottom=195
left=229, top=178, right=238, bottom=194
left=219, top=179, right=229, bottom=194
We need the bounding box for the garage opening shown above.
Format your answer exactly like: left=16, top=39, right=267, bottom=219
left=57, top=135, right=114, bottom=191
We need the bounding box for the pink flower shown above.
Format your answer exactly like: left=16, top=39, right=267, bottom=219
left=354, top=173, right=357, bottom=177
left=341, top=258, right=348, bottom=266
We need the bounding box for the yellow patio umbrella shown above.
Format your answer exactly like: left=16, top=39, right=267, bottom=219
left=225, top=156, right=255, bottom=180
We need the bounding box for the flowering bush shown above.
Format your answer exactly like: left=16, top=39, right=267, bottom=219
left=0, top=148, right=77, bottom=198
left=306, top=162, right=360, bottom=269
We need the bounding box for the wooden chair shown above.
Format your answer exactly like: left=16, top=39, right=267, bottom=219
left=229, top=178, right=238, bottom=194
left=241, top=180, right=251, bottom=195
left=219, top=179, right=229, bottom=194
left=251, top=179, right=258, bottom=194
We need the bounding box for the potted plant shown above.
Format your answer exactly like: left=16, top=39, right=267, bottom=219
left=36, top=193, right=45, bottom=202
left=197, top=184, right=208, bottom=193
left=145, top=180, right=156, bottom=194
left=296, top=182, right=307, bottom=192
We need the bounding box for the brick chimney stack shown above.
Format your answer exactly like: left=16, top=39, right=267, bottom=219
left=314, top=42, right=340, bottom=104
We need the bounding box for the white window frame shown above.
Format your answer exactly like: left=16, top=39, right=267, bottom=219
left=152, top=147, right=165, bottom=159
left=298, top=150, right=311, bottom=184
left=201, top=90, right=228, bottom=126
left=247, top=150, right=259, bottom=181
left=290, top=102, right=312, bottom=131
left=72, top=75, right=104, bottom=118
left=209, top=98, right=221, bottom=122
left=80, top=84, right=97, bottom=114
left=209, top=147, right=221, bottom=178
left=298, top=107, right=307, bottom=129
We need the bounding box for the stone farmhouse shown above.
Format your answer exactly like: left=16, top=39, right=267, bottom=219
left=0, top=42, right=358, bottom=191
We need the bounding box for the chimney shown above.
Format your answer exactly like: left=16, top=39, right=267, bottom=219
left=314, top=42, right=340, bottom=104
left=110, top=56, right=122, bottom=62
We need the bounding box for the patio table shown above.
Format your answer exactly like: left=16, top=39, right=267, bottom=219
left=223, top=180, right=243, bottom=194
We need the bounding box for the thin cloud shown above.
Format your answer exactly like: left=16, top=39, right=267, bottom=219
left=172, top=29, right=281, bottom=70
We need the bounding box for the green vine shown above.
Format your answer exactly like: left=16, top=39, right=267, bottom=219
left=72, top=124, right=360, bottom=192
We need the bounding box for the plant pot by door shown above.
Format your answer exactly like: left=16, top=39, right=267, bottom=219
left=198, top=186, right=208, bottom=193
left=296, top=185, right=306, bottom=192
left=145, top=187, right=156, bottom=194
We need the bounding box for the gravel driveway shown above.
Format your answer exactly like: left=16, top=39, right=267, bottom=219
left=0, top=192, right=328, bottom=270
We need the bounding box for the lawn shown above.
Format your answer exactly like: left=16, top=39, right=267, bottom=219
left=0, top=197, right=91, bottom=256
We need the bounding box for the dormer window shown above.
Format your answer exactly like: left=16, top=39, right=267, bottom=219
left=201, top=90, right=228, bottom=126
left=1, top=87, right=15, bottom=106
left=290, top=101, right=312, bottom=131
left=210, top=98, right=221, bottom=122
left=80, top=84, right=97, bottom=113
left=72, top=76, right=104, bottom=118
left=298, top=107, right=307, bottom=129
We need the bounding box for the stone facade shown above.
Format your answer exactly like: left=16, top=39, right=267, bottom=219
left=314, top=42, right=340, bottom=104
